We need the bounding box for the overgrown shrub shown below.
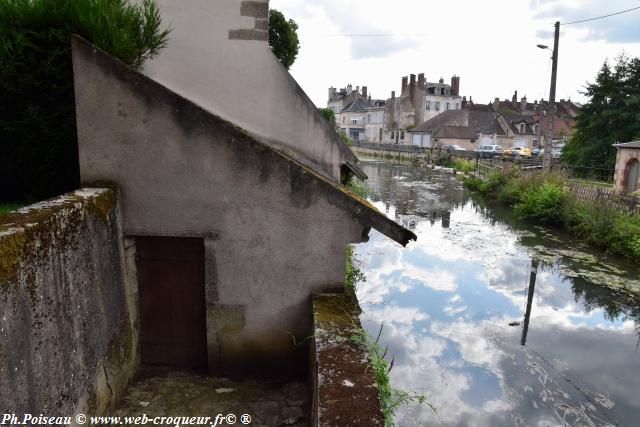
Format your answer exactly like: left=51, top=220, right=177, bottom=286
left=465, top=169, right=640, bottom=259
left=0, top=0, right=169, bottom=202
left=514, top=181, right=565, bottom=224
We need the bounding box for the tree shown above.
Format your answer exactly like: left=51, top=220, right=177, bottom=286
left=318, top=108, right=336, bottom=127
left=268, top=9, right=299, bottom=70
left=0, top=0, right=170, bottom=202
left=562, top=54, right=640, bottom=169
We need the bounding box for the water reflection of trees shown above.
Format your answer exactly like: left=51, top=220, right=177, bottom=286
left=571, top=277, right=640, bottom=330
left=362, top=160, right=640, bottom=342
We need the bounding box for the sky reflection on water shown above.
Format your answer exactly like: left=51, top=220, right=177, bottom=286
left=354, top=159, right=640, bottom=427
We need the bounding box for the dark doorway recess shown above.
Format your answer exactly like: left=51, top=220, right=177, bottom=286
left=136, top=236, right=207, bottom=369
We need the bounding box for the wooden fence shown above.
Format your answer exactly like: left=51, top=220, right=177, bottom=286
left=568, top=183, right=640, bottom=215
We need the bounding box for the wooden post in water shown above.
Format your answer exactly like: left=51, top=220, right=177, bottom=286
left=521, top=259, right=539, bottom=346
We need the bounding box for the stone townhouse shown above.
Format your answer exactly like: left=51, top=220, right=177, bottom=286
left=384, top=73, right=463, bottom=143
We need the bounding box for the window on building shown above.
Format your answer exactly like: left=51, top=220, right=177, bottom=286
left=400, top=131, right=404, bottom=140
left=456, top=103, right=459, bottom=109
left=440, top=88, right=445, bottom=95
left=533, top=139, right=538, bottom=147
left=435, top=102, right=440, bottom=111
left=352, top=119, right=357, bottom=124
left=379, top=129, right=383, bottom=141
left=368, top=114, right=371, bottom=123
left=342, top=116, right=345, bottom=124
left=426, top=101, right=430, bottom=110
left=446, top=102, right=450, bottom=110
left=391, top=131, right=395, bottom=139
left=519, top=123, right=525, bottom=133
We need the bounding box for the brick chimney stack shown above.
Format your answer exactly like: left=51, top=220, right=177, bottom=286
left=521, top=95, right=527, bottom=112
left=328, top=86, right=336, bottom=101
left=461, top=96, right=467, bottom=110
left=401, top=76, right=408, bottom=96
left=346, top=84, right=352, bottom=95
left=512, top=90, right=518, bottom=103
left=450, top=76, right=460, bottom=96
left=362, top=86, right=367, bottom=98
left=418, top=73, right=425, bottom=90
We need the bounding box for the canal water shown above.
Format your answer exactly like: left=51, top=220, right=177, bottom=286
left=354, top=158, right=640, bottom=427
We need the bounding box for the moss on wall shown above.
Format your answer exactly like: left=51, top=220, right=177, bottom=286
left=0, top=189, right=117, bottom=292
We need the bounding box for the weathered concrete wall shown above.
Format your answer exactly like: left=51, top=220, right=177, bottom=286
left=614, top=147, right=640, bottom=194
left=142, top=0, right=357, bottom=182
left=72, top=39, right=414, bottom=376
left=0, top=189, right=138, bottom=416
left=311, top=293, right=385, bottom=426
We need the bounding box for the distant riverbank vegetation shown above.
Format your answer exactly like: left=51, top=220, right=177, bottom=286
left=464, top=171, right=640, bottom=260
left=0, top=0, right=170, bottom=202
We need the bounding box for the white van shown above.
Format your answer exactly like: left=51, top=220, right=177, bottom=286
left=474, top=144, right=502, bottom=158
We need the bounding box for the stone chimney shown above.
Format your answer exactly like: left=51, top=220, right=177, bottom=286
left=461, top=96, right=467, bottom=110
left=492, top=97, right=500, bottom=112
left=418, top=73, right=425, bottom=90
left=362, top=86, right=368, bottom=98
left=401, top=76, right=408, bottom=96
left=521, top=96, right=527, bottom=112
left=356, top=86, right=360, bottom=94
left=346, top=84, right=353, bottom=95
left=328, top=86, right=336, bottom=101
left=512, top=90, right=518, bottom=103
left=439, top=77, right=444, bottom=84
left=450, top=76, right=460, bottom=96
left=409, top=74, right=416, bottom=101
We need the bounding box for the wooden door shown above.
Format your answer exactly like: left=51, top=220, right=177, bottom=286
left=136, top=236, right=207, bottom=368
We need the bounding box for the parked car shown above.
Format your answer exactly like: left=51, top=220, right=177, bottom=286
left=474, top=144, right=503, bottom=158
left=536, top=148, right=562, bottom=159
left=502, top=146, right=532, bottom=159
left=531, top=148, right=542, bottom=157
left=441, top=144, right=465, bottom=151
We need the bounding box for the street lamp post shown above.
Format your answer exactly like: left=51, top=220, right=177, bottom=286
left=537, top=21, right=560, bottom=172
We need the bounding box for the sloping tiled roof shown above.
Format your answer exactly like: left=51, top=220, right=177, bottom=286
left=469, top=111, right=505, bottom=135
left=412, top=110, right=504, bottom=138
left=341, top=98, right=369, bottom=113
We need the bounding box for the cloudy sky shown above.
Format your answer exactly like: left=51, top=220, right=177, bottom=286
left=270, top=0, right=640, bottom=107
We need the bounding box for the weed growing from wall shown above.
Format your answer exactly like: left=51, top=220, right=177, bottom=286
left=344, top=246, right=438, bottom=426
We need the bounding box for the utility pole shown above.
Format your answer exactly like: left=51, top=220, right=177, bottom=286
left=542, top=21, right=560, bottom=171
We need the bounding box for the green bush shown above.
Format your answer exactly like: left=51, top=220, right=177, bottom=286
left=609, top=218, right=640, bottom=259
left=466, top=168, right=640, bottom=259
left=0, top=0, right=169, bottom=202
left=464, top=175, right=488, bottom=193
left=514, top=182, right=565, bottom=224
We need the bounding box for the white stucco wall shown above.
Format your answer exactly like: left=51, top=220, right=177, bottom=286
left=141, top=0, right=356, bottom=181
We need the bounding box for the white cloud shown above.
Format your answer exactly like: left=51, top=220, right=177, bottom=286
left=270, top=0, right=640, bottom=108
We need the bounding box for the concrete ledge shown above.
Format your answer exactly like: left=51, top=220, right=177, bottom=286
left=311, top=293, right=384, bottom=426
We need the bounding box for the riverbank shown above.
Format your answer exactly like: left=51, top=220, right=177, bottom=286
left=353, top=158, right=640, bottom=425
left=455, top=164, right=640, bottom=261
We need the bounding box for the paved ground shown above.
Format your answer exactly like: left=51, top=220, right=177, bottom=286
left=112, top=367, right=309, bottom=426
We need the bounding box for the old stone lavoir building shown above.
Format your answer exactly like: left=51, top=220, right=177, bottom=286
left=0, top=1, right=414, bottom=424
